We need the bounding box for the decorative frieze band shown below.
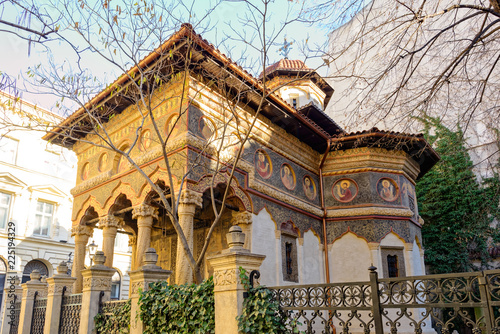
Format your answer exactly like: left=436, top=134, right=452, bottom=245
left=327, top=206, right=413, bottom=218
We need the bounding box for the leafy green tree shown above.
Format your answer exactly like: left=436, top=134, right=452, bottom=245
left=417, top=118, right=500, bottom=274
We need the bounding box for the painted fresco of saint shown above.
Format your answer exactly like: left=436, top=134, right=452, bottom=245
left=255, top=150, right=271, bottom=178
left=199, top=116, right=215, bottom=140
left=82, top=163, right=90, bottom=180
left=166, top=114, right=180, bottom=138
left=281, top=164, right=295, bottom=190
left=303, top=176, right=316, bottom=200
left=378, top=178, right=398, bottom=202
left=99, top=153, right=108, bottom=172
left=333, top=179, right=358, bottom=202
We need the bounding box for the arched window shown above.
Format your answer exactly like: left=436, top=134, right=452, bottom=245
left=111, top=271, right=121, bottom=300
left=0, top=258, right=6, bottom=308
left=22, top=260, right=48, bottom=283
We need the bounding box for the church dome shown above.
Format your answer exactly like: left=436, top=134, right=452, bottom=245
left=259, top=59, right=313, bottom=79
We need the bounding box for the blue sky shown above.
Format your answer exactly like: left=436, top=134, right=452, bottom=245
left=0, top=0, right=334, bottom=112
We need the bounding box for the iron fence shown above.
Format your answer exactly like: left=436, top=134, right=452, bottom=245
left=268, top=268, right=500, bottom=334
left=58, top=293, right=82, bottom=334
left=8, top=301, right=21, bottom=334
left=29, top=294, right=47, bottom=334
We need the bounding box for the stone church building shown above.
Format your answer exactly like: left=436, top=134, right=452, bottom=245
left=44, top=24, right=438, bottom=293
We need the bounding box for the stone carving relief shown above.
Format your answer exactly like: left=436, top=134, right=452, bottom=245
left=70, top=225, right=93, bottom=238
left=179, top=189, right=203, bottom=207
left=82, top=277, right=112, bottom=289
left=213, top=269, right=240, bottom=286
left=132, top=204, right=158, bottom=219
left=98, top=215, right=124, bottom=229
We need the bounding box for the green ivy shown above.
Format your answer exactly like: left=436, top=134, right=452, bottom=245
left=237, top=268, right=302, bottom=334
left=416, top=117, right=500, bottom=273
left=94, top=299, right=131, bottom=334
left=138, top=278, right=215, bottom=334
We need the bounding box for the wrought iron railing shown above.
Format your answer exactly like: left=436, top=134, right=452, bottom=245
left=30, top=294, right=47, bottom=334
left=268, top=268, right=500, bottom=334
left=8, top=301, right=21, bottom=334
left=58, top=293, right=82, bottom=334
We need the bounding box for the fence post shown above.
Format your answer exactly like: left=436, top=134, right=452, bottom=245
left=129, top=248, right=172, bottom=334
left=0, top=276, right=22, bottom=334
left=369, top=266, right=384, bottom=334
left=207, top=226, right=266, bottom=334
left=17, top=270, right=48, bottom=334
left=44, top=262, right=77, bottom=334
left=78, top=251, right=115, bottom=334
left=477, top=271, right=494, bottom=332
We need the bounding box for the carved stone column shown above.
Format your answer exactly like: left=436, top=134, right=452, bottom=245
left=1, top=276, right=21, bottom=334
left=44, top=262, right=77, bottom=334
left=128, top=235, right=137, bottom=271
left=175, top=189, right=202, bottom=284
left=132, top=204, right=158, bottom=269
left=71, top=225, right=93, bottom=293
left=18, top=270, right=48, bottom=334
left=232, top=211, right=253, bottom=249
left=129, top=248, right=172, bottom=334
left=207, top=226, right=265, bottom=334
left=79, top=251, right=115, bottom=334
left=98, top=215, right=123, bottom=268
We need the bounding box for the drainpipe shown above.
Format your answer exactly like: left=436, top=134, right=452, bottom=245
left=319, top=139, right=331, bottom=283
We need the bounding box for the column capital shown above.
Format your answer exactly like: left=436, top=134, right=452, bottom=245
left=98, top=215, right=123, bottom=229
left=128, top=235, right=137, bottom=246
left=232, top=211, right=252, bottom=225
left=71, top=225, right=94, bottom=238
left=179, top=189, right=203, bottom=207
left=132, top=204, right=158, bottom=220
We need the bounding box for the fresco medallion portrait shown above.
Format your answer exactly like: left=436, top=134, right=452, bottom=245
left=303, top=176, right=317, bottom=201
left=280, top=164, right=296, bottom=190
left=377, top=177, right=399, bottom=202
left=254, top=149, right=272, bottom=179
left=332, top=178, right=358, bottom=203
left=199, top=116, right=216, bottom=140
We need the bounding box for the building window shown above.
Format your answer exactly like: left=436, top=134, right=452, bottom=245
left=0, top=136, right=19, bottom=164
left=381, top=248, right=406, bottom=278
left=285, top=242, right=293, bottom=275
left=111, top=271, right=121, bottom=300
left=34, top=201, right=54, bottom=236
left=280, top=221, right=300, bottom=283
left=0, top=192, right=12, bottom=229
left=22, top=260, right=48, bottom=283
left=387, top=255, right=399, bottom=278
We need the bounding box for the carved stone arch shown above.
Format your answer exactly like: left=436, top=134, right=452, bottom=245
left=108, top=194, right=133, bottom=215
left=103, top=182, right=139, bottom=212
left=73, top=195, right=105, bottom=224
left=191, top=173, right=252, bottom=212
left=77, top=206, right=99, bottom=228
left=138, top=167, right=177, bottom=204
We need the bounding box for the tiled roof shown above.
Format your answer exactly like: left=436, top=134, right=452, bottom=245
left=259, top=59, right=312, bottom=79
